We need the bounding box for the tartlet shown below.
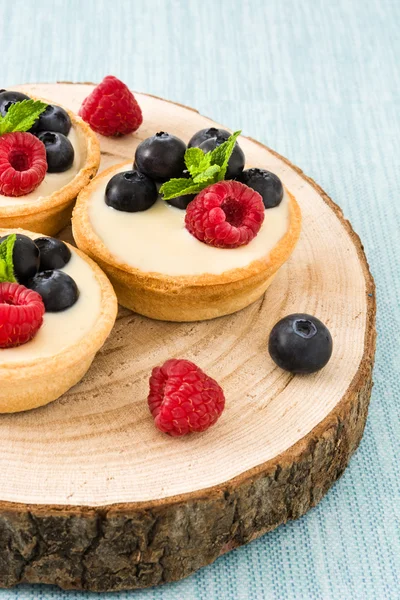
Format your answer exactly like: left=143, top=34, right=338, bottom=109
left=0, top=98, right=100, bottom=236
left=0, top=228, right=117, bottom=413
left=72, top=162, right=302, bottom=322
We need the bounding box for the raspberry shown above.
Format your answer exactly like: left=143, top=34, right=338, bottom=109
left=185, top=180, right=265, bottom=249
left=0, top=282, right=44, bottom=348
left=148, top=359, right=225, bottom=437
left=79, top=75, right=143, bottom=137
left=0, top=132, right=47, bottom=197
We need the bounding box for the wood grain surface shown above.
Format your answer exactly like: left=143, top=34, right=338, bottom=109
left=0, top=84, right=376, bottom=592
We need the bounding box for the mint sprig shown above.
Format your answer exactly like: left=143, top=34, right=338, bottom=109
left=160, top=130, right=241, bottom=200
left=210, top=130, right=241, bottom=180
left=183, top=147, right=209, bottom=177
left=158, top=178, right=204, bottom=198
left=0, top=99, right=47, bottom=136
left=192, top=164, right=221, bottom=183
left=0, top=234, right=16, bottom=283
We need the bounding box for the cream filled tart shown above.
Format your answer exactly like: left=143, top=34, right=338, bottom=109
left=73, top=129, right=301, bottom=322
left=0, top=228, right=117, bottom=413
left=0, top=90, right=100, bottom=235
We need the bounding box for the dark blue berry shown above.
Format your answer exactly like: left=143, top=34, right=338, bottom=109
left=166, top=170, right=195, bottom=209
left=106, top=170, right=158, bottom=212
left=167, top=193, right=195, bottom=210
left=238, top=169, right=283, bottom=208
left=198, top=136, right=245, bottom=180
left=31, top=104, right=71, bottom=136
left=268, top=314, right=333, bottom=374
left=0, top=234, right=39, bottom=283
left=134, top=132, right=186, bottom=182
left=187, top=127, right=230, bottom=148
left=35, top=237, right=71, bottom=271
left=0, top=91, right=30, bottom=117
left=27, top=270, right=79, bottom=312
left=37, top=131, right=74, bottom=173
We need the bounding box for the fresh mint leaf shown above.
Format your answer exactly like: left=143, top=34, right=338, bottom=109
left=192, top=164, right=221, bottom=184
left=0, top=233, right=16, bottom=283
left=184, top=147, right=206, bottom=171
left=185, top=147, right=212, bottom=178
left=209, top=130, right=241, bottom=180
left=0, top=99, right=47, bottom=135
left=160, top=177, right=204, bottom=200
left=161, top=130, right=242, bottom=200
left=159, top=178, right=194, bottom=198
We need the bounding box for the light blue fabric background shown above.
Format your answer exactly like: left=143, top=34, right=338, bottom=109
left=1, top=0, right=399, bottom=598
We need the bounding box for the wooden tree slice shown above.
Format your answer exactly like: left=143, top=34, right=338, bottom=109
left=0, top=83, right=376, bottom=592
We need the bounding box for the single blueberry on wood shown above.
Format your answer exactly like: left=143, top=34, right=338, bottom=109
left=268, top=313, right=333, bottom=374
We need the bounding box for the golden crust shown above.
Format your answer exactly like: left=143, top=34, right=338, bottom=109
left=72, top=162, right=302, bottom=321
left=0, top=98, right=100, bottom=235
left=0, top=227, right=118, bottom=413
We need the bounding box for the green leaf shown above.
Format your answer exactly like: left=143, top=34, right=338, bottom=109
left=184, top=147, right=206, bottom=171
left=185, top=147, right=212, bottom=178
left=0, top=99, right=48, bottom=135
left=0, top=234, right=16, bottom=283
left=160, top=177, right=194, bottom=197
left=160, top=130, right=242, bottom=200
left=209, top=130, right=241, bottom=180
left=159, top=177, right=204, bottom=200
left=192, top=164, right=221, bottom=184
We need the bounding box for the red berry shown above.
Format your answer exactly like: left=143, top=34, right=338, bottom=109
left=0, top=282, right=44, bottom=348
left=79, top=76, right=143, bottom=137
left=148, top=359, right=225, bottom=437
left=185, top=180, right=265, bottom=249
left=0, top=132, right=47, bottom=197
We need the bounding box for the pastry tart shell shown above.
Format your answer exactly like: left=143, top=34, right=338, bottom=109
left=0, top=228, right=118, bottom=413
left=0, top=100, right=100, bottom=236
left=72, top=163, right=302, bottom=322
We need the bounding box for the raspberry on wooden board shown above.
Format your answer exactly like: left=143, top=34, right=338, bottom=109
left=148, top=359, right=225, bottom=436
left=79, top=76, right=143, bottom=137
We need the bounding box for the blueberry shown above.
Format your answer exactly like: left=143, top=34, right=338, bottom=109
left=268, top=314, right=333, bottom=374
left=27, top=270, right=79, bottom=312
left=198, top=136, right=245, bottom=179
left=166, top=170, right=195, bottom=209
left=167, top=193, right=195, bottom=209
left=0, top=234, right=39, bottom=283
left=238, top=169, right=283, bottom=209
left=37, top=131, right=74, bottom=173
left=0, top=91, right=30, bottom=117
left=187, top=127, right=230, bottom=148
left=134, top=132, right=186, bottom=182
left=35, top=237, right=71, bottom=271
left=31, top=104, right=71, bottom=136
left=106, top=170, right=158, bottom=212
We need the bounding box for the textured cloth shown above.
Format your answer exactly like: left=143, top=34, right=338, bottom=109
left=0, top=0, right=399, bottom=598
